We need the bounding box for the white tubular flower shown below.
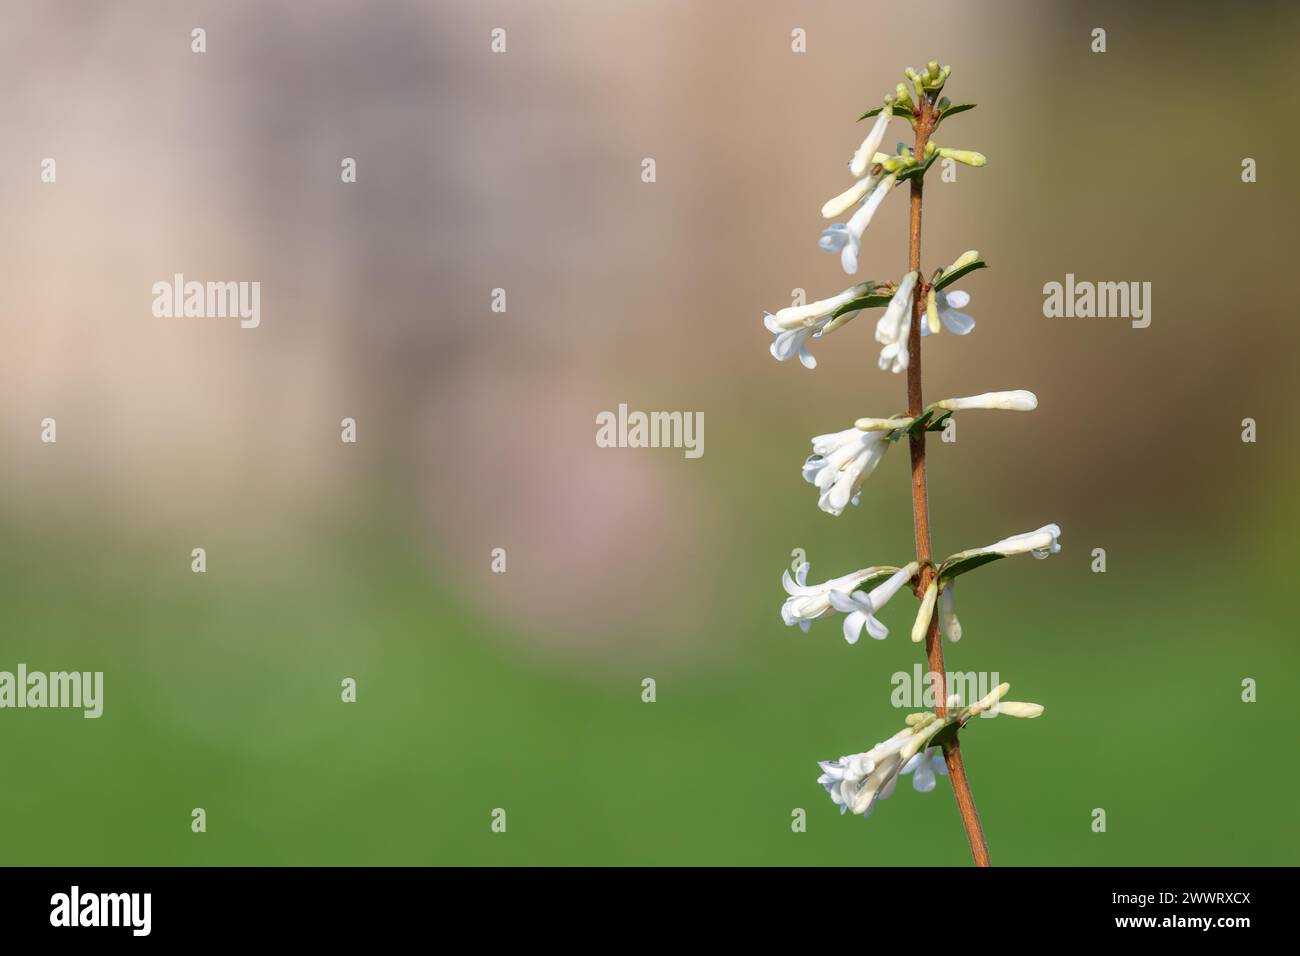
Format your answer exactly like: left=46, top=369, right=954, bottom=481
left=975, top=524, right=1062, bottom=560
left=781, top=561, right=892, bottom=634
left=801, top=422, right=898, bottom=516
left=935, top=390, right=1038, bottom=412
left=817, top=728, right=914, bottom=817
left=901, top=747, right=949, bottom=793
left=919, top=288, right=976, bottom=336
left=818, top=174, right=897, bottom=275
left=818, top=680, right=1043, bottom=820
left=847, top=750, right=908, bottom=816
left=939, top=582, right=962, bottom=642
left=849, top=106, right=893, bottom=178
left=875, top=271, right=917, bottom=373
left=910, top=581, right=938, bottom=643
left=764, top=283, right=867, bottom=369
left=821, top=173, right=876, bottom=219
left=816, top=751, right=875, bottom=815
left=826, top=562, right=919, bottom=644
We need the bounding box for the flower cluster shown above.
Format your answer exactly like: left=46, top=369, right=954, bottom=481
left=781, top=561, right=915, bottom=641
left=766, top=60, right=1057, bottom=842
left=764, top=64, right=990, bottom=375
left=801, top=391, right=1038, bottom=516
left=817, top=683, right=1043, bottom=817
left=780, top=522, right=1061, bottom=646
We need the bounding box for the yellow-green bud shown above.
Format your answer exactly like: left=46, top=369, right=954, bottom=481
left=854, top=416, right=913, bottom=433
left=945, top=250, right=981, bottom=274
left=997, top=701, right=1045, bottom=719
left=938, top=147, right=987, bottom=167
left=911, top=581, right=939, bottom=643
left=969, top=682, right=1011, bottom=715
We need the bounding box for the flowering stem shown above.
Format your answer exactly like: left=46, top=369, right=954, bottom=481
left=904, top=97, right=992, bottom=867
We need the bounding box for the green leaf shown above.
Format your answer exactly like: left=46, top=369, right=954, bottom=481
left=937, top=550, right=1006, bottom=585
left=895, top=151, right=939, bottom=183
left=829, top=293, right=894, bottom=320
left=928, top=721, right=961, bottom=752
left=933, top=258, right=987, bottom=292
left=925, top=412, right=953, bottom=433
left=855, top=568, right=903, bottom=591
left=934, top=103, right=976, bottom=128
left=857, top=104, right=917, bottom=122
left=885, top=411, right=938, bottom=443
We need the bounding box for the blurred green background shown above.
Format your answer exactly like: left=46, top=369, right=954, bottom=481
left=2, top=0, right=1299, bottom=865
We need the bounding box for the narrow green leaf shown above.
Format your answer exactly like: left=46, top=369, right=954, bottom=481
left=829, top=293, right=894, bottom=319
left=933, top=258, right=987, bottom=292
left=925, top=412, right=953, bottom=433
left=928, top=722, right=961, bottom=751
left=885, top=411, right=935, bottom=443
left=937, top=550, right=1006, bottom=585
left=855, top=568, right=903, bottom=591
left=857, top=104, right=917, bottom=122
left=934, top=103, right=977, bottom=128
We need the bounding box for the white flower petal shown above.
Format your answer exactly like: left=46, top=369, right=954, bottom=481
left=849, top=109, right=892, bottom=178
left=818, top=224, right=850, bottom=253
left=939, top=307, right=976, bottom=335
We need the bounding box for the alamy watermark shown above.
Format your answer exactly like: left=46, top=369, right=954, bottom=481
left=0, top=665, right=103, bottom=718
left=151, top=273, right=260, bottom=328
left=891, top=665, right=1002, bottom=716
left=50, top=886, right=150, bottom=936
left=1042, top=274, right=1150, bottom=328
left=595, top=403, right=703, bottom=459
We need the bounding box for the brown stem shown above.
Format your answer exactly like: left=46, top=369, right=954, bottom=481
left=904, top=96, right=992, bottom=868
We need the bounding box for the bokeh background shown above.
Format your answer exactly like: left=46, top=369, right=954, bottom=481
left=2, top=0, right=1298, bottom=865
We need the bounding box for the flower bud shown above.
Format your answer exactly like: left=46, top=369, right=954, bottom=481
left=939, top=583, right=962, bottom=642
left=821, top=175, right=875, bottom=219
left=926, top=287, right=941, bottom=335
left=911, top=581, right=938, bottom=643
left=945, top=250, right=981, bottom=274
left=969, top=682, right=1011, bottom=715
left=938, top=148, right=986, bottom=167
left=936, top=390, right=1038, bottom=412
left=996, top=701, right=1045, bottom=719
left=853, top=416, right=913, bottom=433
